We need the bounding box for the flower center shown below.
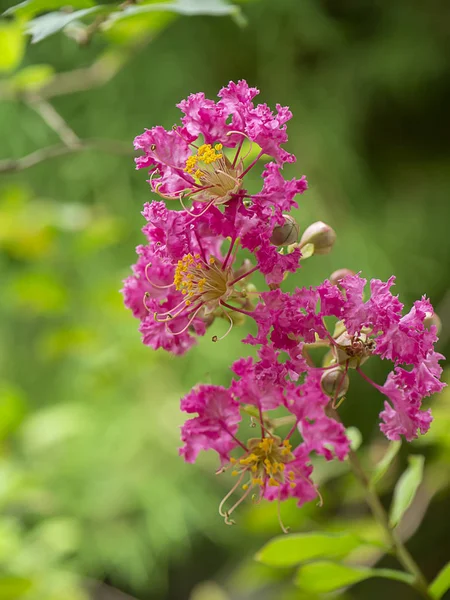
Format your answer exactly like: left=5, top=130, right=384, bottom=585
left=184, top=143, right=242, bottom=204
left=232, top=436, right=295, bottom=489
left=173, top=253, right=233, bottom=309
left=334, top=331, right=375, bottom=368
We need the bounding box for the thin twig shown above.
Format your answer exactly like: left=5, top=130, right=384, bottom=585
left=28, top=96, right=81, bottom=148
left=36, top=39, right=150, bottom=100
left=0, top=139, right=134, bottom=174
left=328, top=408, right=433, bottom=599
left=346, top=448, right=432, bottom=599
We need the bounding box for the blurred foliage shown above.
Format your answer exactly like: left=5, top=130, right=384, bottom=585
left=0, top=0, right=449, bottom=598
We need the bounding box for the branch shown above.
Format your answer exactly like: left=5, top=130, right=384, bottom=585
left=37, top=39, right=150, bottom=100
left=28, top=96, right=81, bottom=148
left=0, top=139, right=134, bottom=174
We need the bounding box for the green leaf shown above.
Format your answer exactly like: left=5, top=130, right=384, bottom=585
left=0, top=577, right=32, bottom=599
left=370, top=440, right=401, bottom=487
left=255, top=532, right=363, bottom=567
left=389, top=454, right=425, bottom=528
left=0, top=21, right=26, bottom=72
left=4, top=0, right=94, bottom=20
left=294, top=561, right=414, bottom=593
left=108, top=0, right=243, bottom=24
left=26, top=6, right=105, bottom=43
left=429, top=561, right=450, bottom=599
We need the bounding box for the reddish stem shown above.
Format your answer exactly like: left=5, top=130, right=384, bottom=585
left=356, top=367, right=383, bottom=392
left=239, top=150, right=264, bottom=178
left=220, top=300, right=255, bottom=318
left=229, top=265, right=259, bottom=286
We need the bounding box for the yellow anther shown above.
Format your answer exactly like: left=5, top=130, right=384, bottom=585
left=251, top=465, right=258, bottom=473
left=269, top=478, right=280, bottom=487
left=184, top=155, right=197, bottom=173
left=288, top=471, right=295, bottom=481
left=290, top=482, right=296, bottom=489
left=215, top=143, right=223, bottom=150
left=231, top=470, right=239, bottom=477
left=230, top=457, right=237, bottom=464
left=242, top=484, right=249, bottom=490
left=252, top=478, right=263, bottom=486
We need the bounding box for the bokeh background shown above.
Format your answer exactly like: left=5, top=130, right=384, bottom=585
left=0, top=0, right=449, bottom=599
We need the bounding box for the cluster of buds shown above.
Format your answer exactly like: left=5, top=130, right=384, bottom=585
left=122, top=81, right=445, bottom=528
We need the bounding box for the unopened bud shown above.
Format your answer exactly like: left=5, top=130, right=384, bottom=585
left=299, top=221, right=336, bottom=255
left=321, top=367, right=349, bottom=398
left=270, top=215, right=300, bottom=246
left=330, top=268, right=355, bottom=288
left=424, top=311, right=442, bottom=335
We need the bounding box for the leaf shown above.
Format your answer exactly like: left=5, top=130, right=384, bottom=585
left=255, top=532, right=363, bottom=567
left=0, top=577, right=32, bottom=599
left=389, top=454, right=424, bottom=528
left=370, top=440, right=401, bottom=487
left=26, top=6, right=105, bottom=43
left=429, top=561, right=450, bottom=599
left=4, top=0, right=94, bottom=20
left=0, top=21, right=26, bottom=72
left=108, top=0, right=244, bottom=25
left=294, top=561, right=414, bottom=593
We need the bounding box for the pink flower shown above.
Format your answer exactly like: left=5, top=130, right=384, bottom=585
left=134, top=81, right=303, bottom=212
left=299, top=417, right=350, bottom=461
left=180, top=385, right=242, bottom=464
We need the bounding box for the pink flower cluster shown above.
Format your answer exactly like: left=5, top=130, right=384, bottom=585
left=122, top=81, right=445, bottom=525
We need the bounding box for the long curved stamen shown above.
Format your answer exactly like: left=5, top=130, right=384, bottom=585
left=170, top=304, right=204, bottom=336
left=145, top=263, right=174, bottom=290
left=277, top=494, right=290, bottom=534
left=171, top=125, right=199, bottom=149
left=219, top=470, right=247, bottom=517
left=143, top=293, right=151, bottom=313
left=224, top=484, right=253, bottom=523
left=184, top=198, right=215, bottom=219
left=154, top=297, right=203, bottom=322
left=212, top=307, right=234, bottom=342
left=226, top=130, right=254, bottom=165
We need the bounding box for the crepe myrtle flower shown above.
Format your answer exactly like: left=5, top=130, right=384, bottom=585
left=133, top=80, right=303, bottom=215
left=124, top=81, right=445, bottom=532
left=180, top=369, right=350, bottom=531
left=244, top=274, right=445, bottom=442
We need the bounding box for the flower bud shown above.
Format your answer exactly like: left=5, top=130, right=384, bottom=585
left=424, top=311, right=442, bottom=335
left=270, top=215, right=300, bottom=246
left=299, top=221, right=336, bottom=255
left=330, top=268, right=355, bottom=288
left=321, top=367, right=349, bottom=398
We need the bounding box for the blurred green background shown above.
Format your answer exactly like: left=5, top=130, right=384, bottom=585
left=0, top=0, right=449, bottom=599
